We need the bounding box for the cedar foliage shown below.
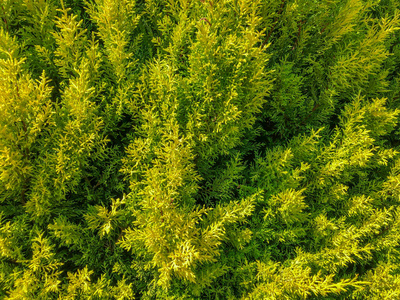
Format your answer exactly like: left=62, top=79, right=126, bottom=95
left=1, top=0, right=400, bottom=299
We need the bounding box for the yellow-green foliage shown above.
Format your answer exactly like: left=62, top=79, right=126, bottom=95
left=1, top=0, right=400, bottom=299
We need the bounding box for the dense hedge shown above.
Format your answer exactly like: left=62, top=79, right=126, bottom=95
left=1, top=0, right=400, bottom=299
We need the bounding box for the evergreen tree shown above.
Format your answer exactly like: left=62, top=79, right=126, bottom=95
left=1, top=0, right=400, bottom=299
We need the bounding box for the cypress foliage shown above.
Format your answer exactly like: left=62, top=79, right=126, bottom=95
left=1, top=0, right=400, bottom=299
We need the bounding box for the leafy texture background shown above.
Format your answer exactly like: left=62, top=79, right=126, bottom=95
left=1, top=0, right=400, bottom=299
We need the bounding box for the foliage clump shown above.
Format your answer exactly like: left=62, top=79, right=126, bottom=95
left=1, top=0, right=400, bottom=299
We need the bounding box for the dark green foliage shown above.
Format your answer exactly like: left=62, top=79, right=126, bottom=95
left=1, top=0, right=400, bottom=299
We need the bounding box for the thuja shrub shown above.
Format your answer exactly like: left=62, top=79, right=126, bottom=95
left=1, top=0, right=400, bottom=299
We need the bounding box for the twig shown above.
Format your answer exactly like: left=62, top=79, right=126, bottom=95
left=319, top=22, right=329, bottom=35
left=0, top=5, right=9, bottom=32
left=292, top=20, right=306, bottom=50
left=261, top=0, right=286, bottom=48
left=200, top=17, right=211, bottom=26
left=299, top=103, right=320, bottom=127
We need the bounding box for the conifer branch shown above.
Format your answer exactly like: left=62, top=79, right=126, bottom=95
left=200, top=17, right=211, bottom=26
left=320, top=22, right=329, bottom=35
left=0, top=4, right=8, bottom=32
left=300, top=103, right=320, bottom=127
left=292, top=20, right=306, bottom=50
left=261, top=0, right=286, bottom=48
